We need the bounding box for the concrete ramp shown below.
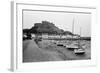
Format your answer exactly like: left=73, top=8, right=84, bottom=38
left=23, top=40, right=62, bottom=62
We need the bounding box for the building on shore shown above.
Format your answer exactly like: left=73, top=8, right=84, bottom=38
left=31, top=33, right=78, bottom=39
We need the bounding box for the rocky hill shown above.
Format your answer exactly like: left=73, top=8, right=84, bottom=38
left=29, top=21, right=73, bottom=35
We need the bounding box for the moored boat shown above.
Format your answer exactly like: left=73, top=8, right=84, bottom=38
left=74, top=48, right=85, bottom=55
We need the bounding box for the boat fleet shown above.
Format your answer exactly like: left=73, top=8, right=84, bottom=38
left=52, top=40, right=85, bottom=55
left=52, top=17, right=85, bottom=55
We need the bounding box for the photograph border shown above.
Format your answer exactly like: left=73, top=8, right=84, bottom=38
left=11, top=1, right=97, bottom=71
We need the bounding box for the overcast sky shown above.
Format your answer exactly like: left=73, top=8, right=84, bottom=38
left=23, top=10, right=91, bottom=37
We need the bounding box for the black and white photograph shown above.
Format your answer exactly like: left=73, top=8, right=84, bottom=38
left=10, top=1, right=98, bottom=71
left=22, top=10, right=91, bottom=62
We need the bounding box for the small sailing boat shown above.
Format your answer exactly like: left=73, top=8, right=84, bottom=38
left=74, top=48, right=85, bottom=54
left=74, top=27, right=85, bottom=55
left=66, top=18, right=79, bottom=50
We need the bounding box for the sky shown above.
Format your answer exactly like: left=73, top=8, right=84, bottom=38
left=23, top=10, right=91, bottom=37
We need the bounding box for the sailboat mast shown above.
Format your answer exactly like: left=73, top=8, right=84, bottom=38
left=78, top=27, right=82, bottom=48
left=72, top=18, right=74, bottom=35
left=80, top=27, right=81, bottom=37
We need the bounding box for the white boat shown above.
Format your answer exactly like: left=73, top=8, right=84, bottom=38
left=74, top=26, right=85, bottom=54
left=65, top=18, right=79, bottom=50
left=66, top=17, right=85, bottom=55
left=65, top=44, right=79, bottom=50
left=74, top=48, right=85, bottom=54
